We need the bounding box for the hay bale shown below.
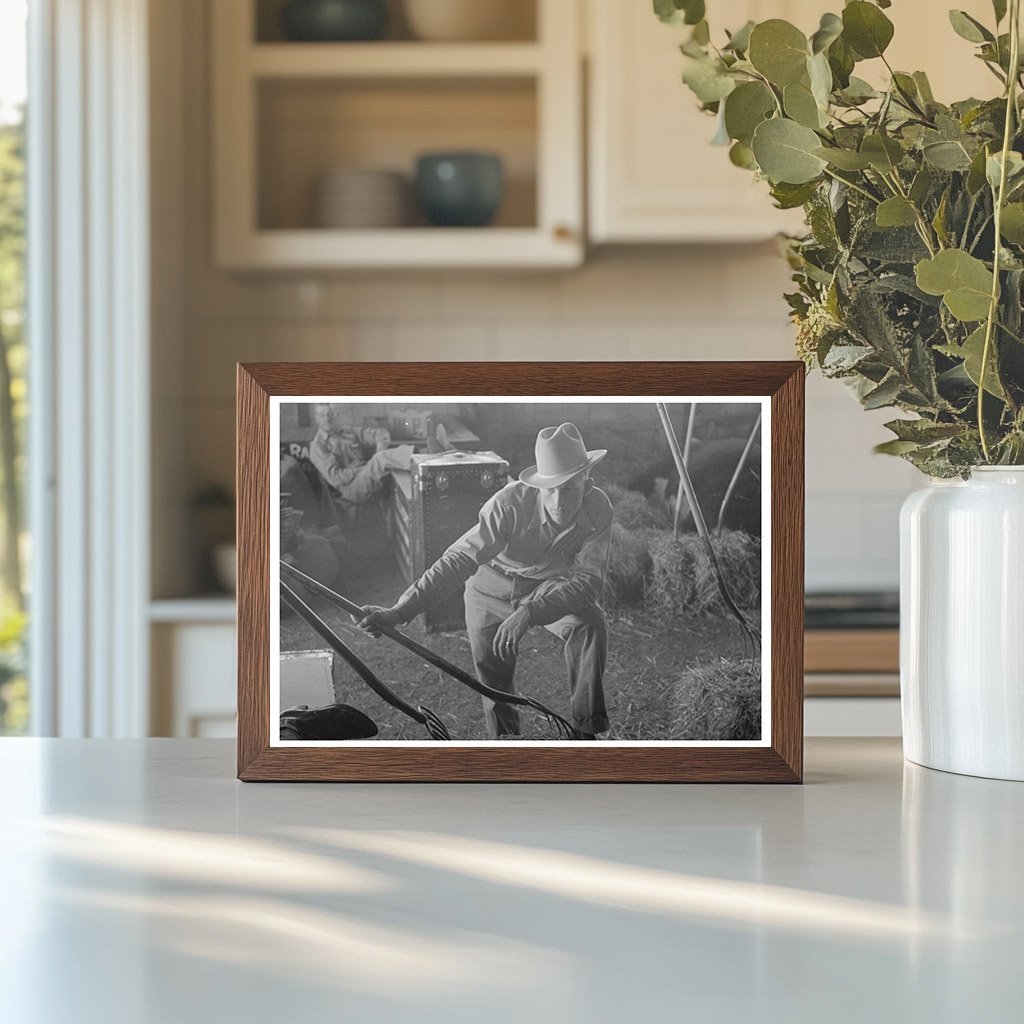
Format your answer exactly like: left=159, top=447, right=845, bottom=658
left=604, top=522, right=650, bottom=607
left=670, top=658, right=761, bottom=740
left=604, top=483, right=670, bottom=531
left=646, top=529, right=760, bottom=616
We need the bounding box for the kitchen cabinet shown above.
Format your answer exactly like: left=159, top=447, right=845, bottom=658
left=211, top=0, right=583, bottom=269
left=587, top=0, right=811, bottom=243
left=586, top=0, right=999, bottom=244
left=150, top=600, right=237, bottom=737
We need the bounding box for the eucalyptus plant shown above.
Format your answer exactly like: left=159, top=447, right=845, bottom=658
left=656, top=0, right=1024, bottom=476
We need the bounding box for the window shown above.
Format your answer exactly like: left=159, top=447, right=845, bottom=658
left=0, top=0, right=27, bottom=734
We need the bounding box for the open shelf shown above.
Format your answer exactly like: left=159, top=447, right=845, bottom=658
left=249, top=41, right=544, bottom=77
left=219, top=227, right=578, bottom=269
left=254, top=0, right=538, bottom=44
left=212, top=0, right=582, bottom=268
left=257, top=76, right=538, bottom=232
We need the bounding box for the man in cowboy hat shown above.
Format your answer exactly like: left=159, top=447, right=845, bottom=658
left=357, top=422, right=613, bottom=739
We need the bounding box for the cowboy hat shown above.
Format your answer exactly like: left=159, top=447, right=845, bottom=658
left=519, top=422, right=607, bottom=489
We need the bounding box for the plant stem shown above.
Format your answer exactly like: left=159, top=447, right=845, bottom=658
left=884, top=170, right=939, bottom=254
left=750, top=69, right=784, bottom=117
left=979, top=0, right=1021, bottom=461
left=822, top=167, right=879, bottom=204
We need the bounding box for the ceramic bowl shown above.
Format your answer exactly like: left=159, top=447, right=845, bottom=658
left=315, top=168, right=407, bottom=228
left=403, top=0, right=534, bottom=42
left=415, top=152, right=504, bottom=227
left=281, top=0, right=388, bottom=42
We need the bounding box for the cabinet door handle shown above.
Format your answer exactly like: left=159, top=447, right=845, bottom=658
left=553, top=224, right=575, bottom=241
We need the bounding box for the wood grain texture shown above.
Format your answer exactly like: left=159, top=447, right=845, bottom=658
left=237, top=365, right=270, bottom=778
left=237, top=361, right=805, bottom=783
left=805, top=629, right=900, bottom=674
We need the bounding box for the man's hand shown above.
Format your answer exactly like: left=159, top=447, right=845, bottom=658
left=356, top=605, right=405, bottom=638
left=492, top=607, right=532, bottom=660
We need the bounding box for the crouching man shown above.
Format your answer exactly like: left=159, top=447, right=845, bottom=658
left=358, top=423, right=613, bottom=739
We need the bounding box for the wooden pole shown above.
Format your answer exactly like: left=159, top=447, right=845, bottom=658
left=716, top=411, right=761, bottom=537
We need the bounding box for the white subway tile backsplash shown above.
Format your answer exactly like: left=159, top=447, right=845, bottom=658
left=441, top=272, right=562, bottom=321
left=558, top=251, right=726, bottom=320
left=352, top=323, right=496, bottom=362
left=187, top=271, right=327, bottom=322
left=182, top=248, right=915, bottom=590
left=493, top=322, right=628, bottom=361
left=326, top=275, right=445, bottom=320
left=720, top=243, right=794, bottom=322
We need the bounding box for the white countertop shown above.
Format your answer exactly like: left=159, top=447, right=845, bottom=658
left=1, top=738, right=1020, bottom=1023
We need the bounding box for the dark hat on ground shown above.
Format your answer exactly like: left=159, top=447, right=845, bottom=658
left=279, top=703, right=379, bottom=741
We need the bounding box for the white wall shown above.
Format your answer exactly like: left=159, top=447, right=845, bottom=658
left=156, top=0, right=920, bottom=599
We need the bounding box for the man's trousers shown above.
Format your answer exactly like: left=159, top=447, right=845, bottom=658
left=463, top=564, right=609, bottom=738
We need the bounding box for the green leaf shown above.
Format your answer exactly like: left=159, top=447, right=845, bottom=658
left=808, top=51, right=833, bottom=109
left=862, top=374, right=903, bottom=409
left=729, top=140, right=757, bottom=169
left=748, top=20, right=809, bottom=86
left=682, top=57, right=736, bottom=104
left=986, top=150, right=1024, bottom=191
left=751, top=118, right=828, bottom=184
left=1000, top=203, right=1024, bottom=245
left=653, top=0, right=705, bottom=26
left=711, top=109, right=731, bottom=145
left=691, top=19, right=710, bottom=45
left=875, top=439, right=922, bottom=455
left=860, top=133, right=904, bottom=173
left=814, top=146, right=872, bottom=170
left=913, top=71, right=935, bottom=104
left=810, top=12, right=843, bottom=54
left=948, top=10, right=994, bottom=44
left=915, top=249, right=994, bottom=322
left=723, top=81, right=775, bottom=144
left=938, top=325, right=1006, bottom=398
left=909, top=164, right=933, bottom=205
left=967, top=144, right=992, bottom=194
left=683, top=2, right=706, bottom=27
left=885, top=418, right=964, bottom=443
left=932, top=190, right=950, bottom=247
left=827, top=36, right=855, bottom=89
left=770, top=180, right=820, bottom=209
left=837, top=76, right=879, bottom=104
left=993, top=0, right=1008, bottom=24
left=923, top=140, right=972, bottom=171
left=724, top=20, right=755, bottom=53
left=784, top=80, right=824, bottom=129
left=842, top=1, right=895, bottom=59
left=876, top=197, right=918, bottom=228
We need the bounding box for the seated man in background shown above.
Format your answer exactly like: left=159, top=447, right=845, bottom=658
left=308, top=403, right=415, bottom=509
left=358, top=422, right=613, bottom=739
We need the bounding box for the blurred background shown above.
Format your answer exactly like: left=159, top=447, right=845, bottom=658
left=0, top=0, right=999, bottom=739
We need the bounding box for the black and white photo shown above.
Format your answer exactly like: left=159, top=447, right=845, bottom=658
left=271, top=397, right=769, bottom=746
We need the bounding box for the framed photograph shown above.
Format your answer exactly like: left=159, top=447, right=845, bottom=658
left=237, top=362, right=804, bottom=782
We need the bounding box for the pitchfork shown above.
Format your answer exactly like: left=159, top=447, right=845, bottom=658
left=280, top=560, right=584, bottom=740
left=280, top=579, right=451, bottom=741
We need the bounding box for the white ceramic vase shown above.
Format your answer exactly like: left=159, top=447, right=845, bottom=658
left=900, top=467, right=1024, bottom=781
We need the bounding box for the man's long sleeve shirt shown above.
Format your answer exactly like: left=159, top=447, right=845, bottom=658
left=396, top=481, right=613, bottom=625
left=308, top=426, right=389, bottom=491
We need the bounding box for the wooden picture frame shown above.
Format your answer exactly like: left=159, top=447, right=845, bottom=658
left=237, top=362, right=804, bottom=782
